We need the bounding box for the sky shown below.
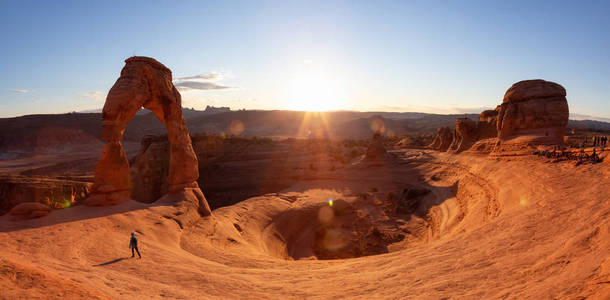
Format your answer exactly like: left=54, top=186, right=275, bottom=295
left=0, top=0, right=609, bottom=118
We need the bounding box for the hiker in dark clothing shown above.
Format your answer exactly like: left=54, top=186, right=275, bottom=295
left=129, top=232, right=141, bottom=258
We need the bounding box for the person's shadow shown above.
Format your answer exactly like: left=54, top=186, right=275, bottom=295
left=92, top=257, right=129, bottom=267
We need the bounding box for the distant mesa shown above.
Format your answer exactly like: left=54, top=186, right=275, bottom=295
left=204, top=105, right=231, bottom=114
left=429, top=79, right=569, bottom=155
left=85, top=56, right=211, bottom=216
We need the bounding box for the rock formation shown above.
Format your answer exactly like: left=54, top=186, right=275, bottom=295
left=430, top=79, right=569, bottom=155
left=364, top=134, right=388, bottom=160
left=9, top=202, right=52, bottom=219
left=429, top=127, right=453, bottom=152
left=496, top=79, right=568, bottom=146
left=477, top=109, right=499, bottom=139
left=447, top=118, right=477, bottom=153
left=0, top=175, right=91, bottom=215
left=428, top=128, right=443, bottom=149
left=129, top=135, right=170, bottom=203
left=86, top=57, right=211, bottom=216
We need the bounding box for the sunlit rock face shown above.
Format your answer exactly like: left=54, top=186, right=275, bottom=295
left=0, top=175, right=91, bottom=215
left=496, top=79, right=569, bottom=145
left=429, top=127, right=453, bottom=152
left=86, top=57, right=211, bottom=215
left=448, top=118, right=477, bottom=153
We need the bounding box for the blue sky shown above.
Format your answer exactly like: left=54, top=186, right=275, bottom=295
left=1, top=0, right=609, bottom=118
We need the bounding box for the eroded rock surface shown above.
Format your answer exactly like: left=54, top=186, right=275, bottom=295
left=429, top=127, right=453, bottom=152
left=364, top=134, right=388, bottom=160
left=9, top=202, right=52, bottom=219
left=0, top=175, right=91, bottom=215
left=88, top=57, right=211, bottom=215
left=496, top=79, right=568, bottom=145
left=477, top=109, right=499, bottom=139
left=129, top=135, right=170, bottom=203
left=448, top=118, right=477, bottom=153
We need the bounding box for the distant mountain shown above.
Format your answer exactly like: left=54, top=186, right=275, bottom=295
left=2, top=109, right=609, bottom=155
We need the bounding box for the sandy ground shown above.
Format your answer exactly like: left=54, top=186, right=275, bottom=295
left=1, top=150, right=609, bottom=299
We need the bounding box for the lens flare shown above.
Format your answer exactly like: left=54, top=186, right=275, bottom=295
left=328, top=198, right=333, bottom=206
left=370, top=117, right=386, bottom=134
left=229, top=120, right=245, bottom=135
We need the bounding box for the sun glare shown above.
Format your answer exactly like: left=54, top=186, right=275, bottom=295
left=282, top=62, right=348, bottom=111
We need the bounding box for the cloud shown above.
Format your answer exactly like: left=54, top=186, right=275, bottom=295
left=13, top=89, right=29, bottom=93
left=81, top=90, right=106, bottom=101
left=174, top=81, right=233, bottom=90
left=570, top=113, right=610, bottom=122
left=173, top=71, right=236, bottom=91
left=174, top=72, right=222, bottom=81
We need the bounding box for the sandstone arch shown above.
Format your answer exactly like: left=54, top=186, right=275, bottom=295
left=86, top=57, right=211, bottom=216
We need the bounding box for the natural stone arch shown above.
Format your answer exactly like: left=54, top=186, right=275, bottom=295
left=85, top=56, right=211, bottom=216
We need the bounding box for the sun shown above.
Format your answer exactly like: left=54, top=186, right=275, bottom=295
left=282, top=63, right=347, bottom=111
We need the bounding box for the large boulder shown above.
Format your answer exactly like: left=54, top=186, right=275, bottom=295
left=9, top=202, right=51, bottom=219
left=448, top=118, right=477, bottom=153
left=496, top=79, right=568, bottom=146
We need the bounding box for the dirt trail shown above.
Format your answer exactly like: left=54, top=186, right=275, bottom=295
left=1, top=150, right=609, bottom=299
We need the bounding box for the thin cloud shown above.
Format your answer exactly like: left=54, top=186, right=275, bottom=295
left=81, top=90, right=106, bottom=101
left=174, top=72, right=222, bottom=81
left=13, top=89, right=29, bottom=93
left=174, top=81, right=233, bottom=90
left=173, top=71, right=237, bottom=91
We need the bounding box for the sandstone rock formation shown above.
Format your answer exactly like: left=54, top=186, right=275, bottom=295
left=429, top=127, right=453, bottom=152
left=447, top=118, right=477, bottom=153
left=496, top=79, right=568, bottom=146
left=0, top=175, right=91, bottom=215
left=364, top=134, right=387, bottom=160
left=87, top=57, right=211, bottom=216
left=9, top=202, right=52, bottom=219
left=129, top=135, right=170, bottom=203
left=477, top=109, right=499, bottom=139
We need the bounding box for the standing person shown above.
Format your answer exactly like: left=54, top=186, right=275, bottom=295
left=129, top=232, right=141, bottom=258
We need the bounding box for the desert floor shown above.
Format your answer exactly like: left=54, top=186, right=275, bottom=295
left=1, top=149, right=609, bottom=299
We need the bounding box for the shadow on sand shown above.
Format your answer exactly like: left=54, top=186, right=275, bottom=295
left=92, top=257, right=130, bottom=267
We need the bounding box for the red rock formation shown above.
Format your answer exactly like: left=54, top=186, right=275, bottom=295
left=129, top=135, right=170, bottom=203
left=429, top=127, right=453, bottom=152
left=86, top=57, right=211, bottom=216
left=9, top=202, right=51, bottom=219
left=428, top=128, right=444, bottom=149
left=477, top=109, right=499, bottom=139
left=448, top=118, right=477, bottom=153
left=364, top=134, right=388, bottom=160
left=0, top=175, right=91, bottom=215
left=496, top=79, right=568, bottom=146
